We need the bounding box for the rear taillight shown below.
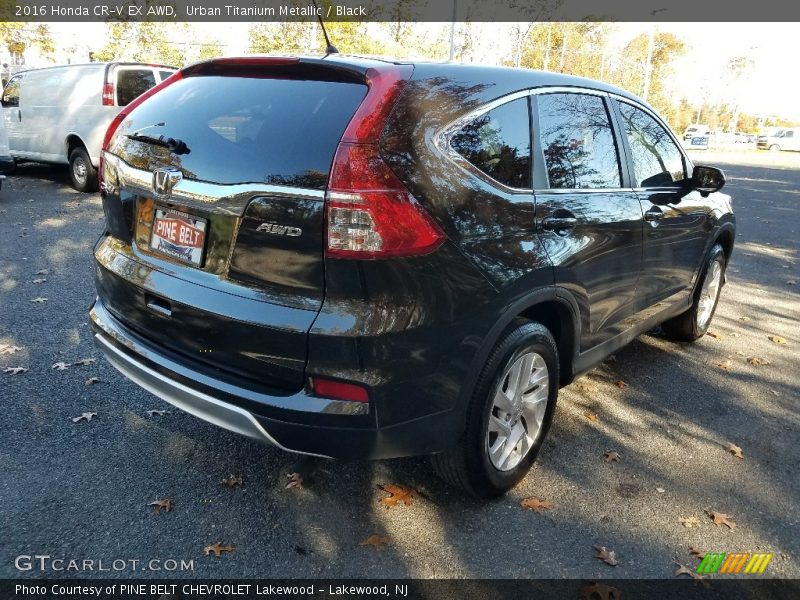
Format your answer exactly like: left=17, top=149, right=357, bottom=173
left=325, top=66, right=445, bottom=259
left=101, top=83, right=114, bottom=106
left=99, top=70, right=183, bottom=188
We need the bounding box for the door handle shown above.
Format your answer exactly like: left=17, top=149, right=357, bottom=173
left=541, top=216, right=577, bottom=231
left=17, top=109, right=21, bottom=122
left=644, top=208, right=664, bottom=222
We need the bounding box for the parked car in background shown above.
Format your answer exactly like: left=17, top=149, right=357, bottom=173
left=757, top=128, right=785, bottom=150
left=1, top=62, right=175, bottom=191
left=90, top=56, right=735, bottom=497
left=759, top=127, right=800, bottom=152
left=0, top=111, right=12, bottom=190
left=683, top=124, right=710, bottom=141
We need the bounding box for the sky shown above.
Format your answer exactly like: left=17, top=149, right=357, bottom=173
left=36, top=21, right=800, bottom=120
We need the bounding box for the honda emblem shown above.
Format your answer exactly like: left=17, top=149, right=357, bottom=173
left=152, top=168, right=182, bottom=200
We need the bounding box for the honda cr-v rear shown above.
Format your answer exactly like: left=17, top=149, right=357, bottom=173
left=91, top=56, right=734, bottom=497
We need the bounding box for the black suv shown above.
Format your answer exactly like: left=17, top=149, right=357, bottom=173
left=91, top=56, right=734, bottom=497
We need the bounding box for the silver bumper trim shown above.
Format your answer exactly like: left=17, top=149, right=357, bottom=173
left=95, top=332, right=331, bottom=458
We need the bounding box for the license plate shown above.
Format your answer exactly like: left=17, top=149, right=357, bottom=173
left=691, top=137, right=709, bottom=145
left=150, top=207, right=207, bottom=266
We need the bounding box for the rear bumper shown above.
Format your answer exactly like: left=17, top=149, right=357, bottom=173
left=90, top=298, right=459, bottom=460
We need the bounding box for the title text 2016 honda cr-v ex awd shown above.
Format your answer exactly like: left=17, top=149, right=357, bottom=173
left=90, top=56, right=734, bottom=497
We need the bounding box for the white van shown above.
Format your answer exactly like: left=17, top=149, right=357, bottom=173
left=0, top=112, right=12, bottom=191
left=762, top=127, right=800, bottom=152
left=1, top=63, right=175, bottom=191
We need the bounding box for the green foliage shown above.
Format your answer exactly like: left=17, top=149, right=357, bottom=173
left=0, top=22, right=54, bottom=62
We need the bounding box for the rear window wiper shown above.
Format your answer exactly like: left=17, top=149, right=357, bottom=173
left=126, top=133, right=190, bottom=155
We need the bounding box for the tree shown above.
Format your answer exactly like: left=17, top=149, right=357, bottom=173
left=0, top=23, right=55, bottom=64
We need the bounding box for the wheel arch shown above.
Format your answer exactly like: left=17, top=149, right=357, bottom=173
left=64, top=133, right=89, bottom=161
left=457, top=287, right=581, bottom=428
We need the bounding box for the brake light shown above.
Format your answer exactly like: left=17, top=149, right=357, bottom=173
left=102, top=83, right=114, bottom=106
left=326, top=65, right=445, bottom=259
left=310, top=377, right=369, bottom=403
left=99, top=70, right=183, bottom=187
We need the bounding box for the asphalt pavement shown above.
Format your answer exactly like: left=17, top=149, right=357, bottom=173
left=1, top=150, right=798, bottom=580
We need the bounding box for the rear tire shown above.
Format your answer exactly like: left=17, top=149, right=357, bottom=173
left=661, top=244, right=726, bottom=342
left=431, top=321, right=559, bottom=498
left=769, top=144, right=781, bottom=152
left=69, top=147, right=98, bottom=193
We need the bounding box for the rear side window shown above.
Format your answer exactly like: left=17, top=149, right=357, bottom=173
left=618, top=102, right=685, bottom=187
left=158, top=70, right=175, bottom=82
left=2, top=76, right=21, bottom=107
left=116, top=69, right=156, bottom=106
left=537, top=93, right=621, bottom=189
left=450, top=97, right=531, bottom=189
left=117, top=76, right=367, bottom=188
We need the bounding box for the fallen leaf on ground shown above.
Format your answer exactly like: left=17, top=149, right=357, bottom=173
left=706, top=510, right=736, bottom=529
left=706, top=331, right=723, bottom=339
left=656, top=487, right=665, bottom=493
left=584, top=410, right=598, bottom=422
left=787, top=280, right=797, bottom=285
left=221, top=475, right=244, bottom=488
left=603, top=451, right=620, bottom=463
left=770, top=389, right=780, bottom=397
left=33, top=269, right=48, bottom=275
left=739, top=316, right=751, bottom=321
left=380, top=483, right=416, bottom=507
left=747, top=357, right=770, bottom=366
left=674, top=561, right=708, bottom=585
left=578, top=382, right=599, bottom=393
left=31, top=297, right=48, bottom=303
left=768, top=335, right=787, bottom=345
left=724, top=442, right=744, bottom=459
left=32, top=278, right=46, bottom=284
left=52, top=362, right=70, bottom=370
left=149, top=498, right=174, bottom=515
left=73, top=358, right=96, bottom=366
left=689, top=546, right=704, bottom=559
left=203, top=542, right=234, bottom=557
left=716, top=359, right=732, bottom=370
left=71, top=412, right=97, bottom=423
left=680, top=516, right=701, bottom=528
left=520, top=497, right=553, bottom=513
left=285, top=472, right=304, bottom=490
left=359, top=535, right=392, bottom=550
left=145, top=409, right=168, bottom=417
left=85, top=377, right=100, bottom=385
left=580, top=582, right=621, bottom=600
left=0, top=344, right=23, bottom=355
left=3, top=366, right=27, bottom=375
left=594, top=544, right=619, bottom=566
left=614, top=380, right=628, bottom=389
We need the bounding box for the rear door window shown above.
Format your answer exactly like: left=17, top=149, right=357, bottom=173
left=115, top=75, right=367, bottom=188
left=158, top=70, right=175, bottom=82
left=618, top=102, right=685, bottom=187
left=450, top=97, right=531, bottom=189
left=537, top=93, right=621, bottom=189
left=116, top=68, right=156, bottom=106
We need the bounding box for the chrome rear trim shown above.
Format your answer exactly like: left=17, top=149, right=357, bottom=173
left=95, top=332, right=332, bottom=458
left=104, top=153, right=324, bottom=216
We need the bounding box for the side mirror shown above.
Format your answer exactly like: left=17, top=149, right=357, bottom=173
left=691, top=165, right=725, bottom=197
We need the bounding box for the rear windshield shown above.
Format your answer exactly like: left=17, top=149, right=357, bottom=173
left=116, top=75, right=367, bottom=189
left=117, top=69, right=156, bottom=106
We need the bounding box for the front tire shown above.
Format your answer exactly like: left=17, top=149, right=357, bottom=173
left=769, top=144, right=781, bottom=152
left=662, top=244, right=726, bottom=342
left=69, top=147, right=98, bottom=193
left=431, top=321, right=559, bottom=498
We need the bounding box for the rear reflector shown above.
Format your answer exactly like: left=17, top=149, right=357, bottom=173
left=311, top=378, right=369, bottom=403
left=102, top=83, right=114, bottom=106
